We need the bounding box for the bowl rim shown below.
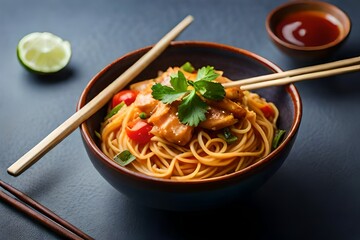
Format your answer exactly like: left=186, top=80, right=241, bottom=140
left=77, top=40, right=302, bottom=185
left=265, top=0, right=351, bottom=51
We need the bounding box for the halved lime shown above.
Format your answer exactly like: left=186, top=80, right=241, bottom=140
left=17, top=32, right=71, bottom=74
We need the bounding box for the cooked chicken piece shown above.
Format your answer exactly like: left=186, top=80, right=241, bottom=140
left=225, top=87, right=244, bottom=101
left=181, top=68, right=198, bottom=81
left=133, top=92, right=158, bottom=115
left=199, top=107, right=238, bottom=130
left=154, top=67, right=180, bottom=86
left=130, top=66, right=180, bottom=92
left=204, top=98, right=247, bottom=119
left=214, top=73, right=228, bottom=83
left=148, top=102, right=194, bottom=146
left=130, top=79, right=154, bottom=92
left=213, top=74, right=244, bottom=101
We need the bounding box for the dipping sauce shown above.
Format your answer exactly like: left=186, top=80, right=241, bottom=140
left=275, top=10, right=341, bottom=47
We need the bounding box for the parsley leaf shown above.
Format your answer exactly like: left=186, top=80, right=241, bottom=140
left=196, top=66, right=219, bottom=81
left=151, top=63, right=226, bottom=127
left=151, top=83, right=186, bottom=104
left=193, top=80, right=225, bottom=100
left=178, top=90, right=208, bottom=126
left=170, top=71, right=188, bottom=92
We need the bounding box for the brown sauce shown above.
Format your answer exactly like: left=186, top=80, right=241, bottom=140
left=275, top=10, right=341, bottom=47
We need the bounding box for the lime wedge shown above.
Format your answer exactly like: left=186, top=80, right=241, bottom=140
left=17, top=32, right=71, bottom=74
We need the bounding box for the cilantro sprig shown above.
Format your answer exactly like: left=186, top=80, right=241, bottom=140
left=151, top=65, right=225, bottom=126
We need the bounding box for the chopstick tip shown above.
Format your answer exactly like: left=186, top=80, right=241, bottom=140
left=7, top=166, right=20, bottom=177
left=182, top=15, right=194, bottom=25
left=186, top=15, right=194, bottom=21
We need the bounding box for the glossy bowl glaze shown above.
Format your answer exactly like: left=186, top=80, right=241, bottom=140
left=266, top=1, right=351, bottom=59
left=77, top=41, right=302, bottom=211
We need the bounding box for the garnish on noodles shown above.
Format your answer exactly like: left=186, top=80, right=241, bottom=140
left=98, top=62, right=285, bottom=180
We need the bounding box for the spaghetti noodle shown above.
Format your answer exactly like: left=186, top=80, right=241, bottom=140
left=99, top=65, right=280, bottom=180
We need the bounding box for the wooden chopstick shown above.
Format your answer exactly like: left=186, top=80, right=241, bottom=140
left=7, top=15, right=194, bottom=176
left=0, top=180, right=93, bottom=240
left=240, top=64, right=360, bottom=90
left=223, top=56, right=360, bottom=90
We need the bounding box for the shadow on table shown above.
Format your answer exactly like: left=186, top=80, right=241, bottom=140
left=127, top=196, right=263, bottom=240
left=22, top=66, right=76, bottom=85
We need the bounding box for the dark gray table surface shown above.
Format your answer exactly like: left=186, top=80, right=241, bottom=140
left=1, top=0, right=359, bottom=239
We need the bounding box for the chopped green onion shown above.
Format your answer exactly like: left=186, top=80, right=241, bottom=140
left=272, top=129, right=286, bottom=149
left=95, top=130, right=101, bottom=139
left=181, top=62, right=195, bottom=73
left=114, top=150, right=136, bottom=166
left=218, top=128, right=238, bottom=144
left=105, top=102, right=125, bottom=120
left=139, top=112, right=147, bottom=119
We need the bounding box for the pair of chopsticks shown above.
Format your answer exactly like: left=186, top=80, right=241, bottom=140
left=224, top=56, right=360, bottom=90
left=0, top=180, right=93, bottom=239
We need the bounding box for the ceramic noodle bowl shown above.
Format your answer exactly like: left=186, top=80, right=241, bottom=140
left=77, top=41, right=302, bottom=211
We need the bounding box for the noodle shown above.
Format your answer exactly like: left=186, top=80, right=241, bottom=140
left=99, top=66, right=280, bottom=180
